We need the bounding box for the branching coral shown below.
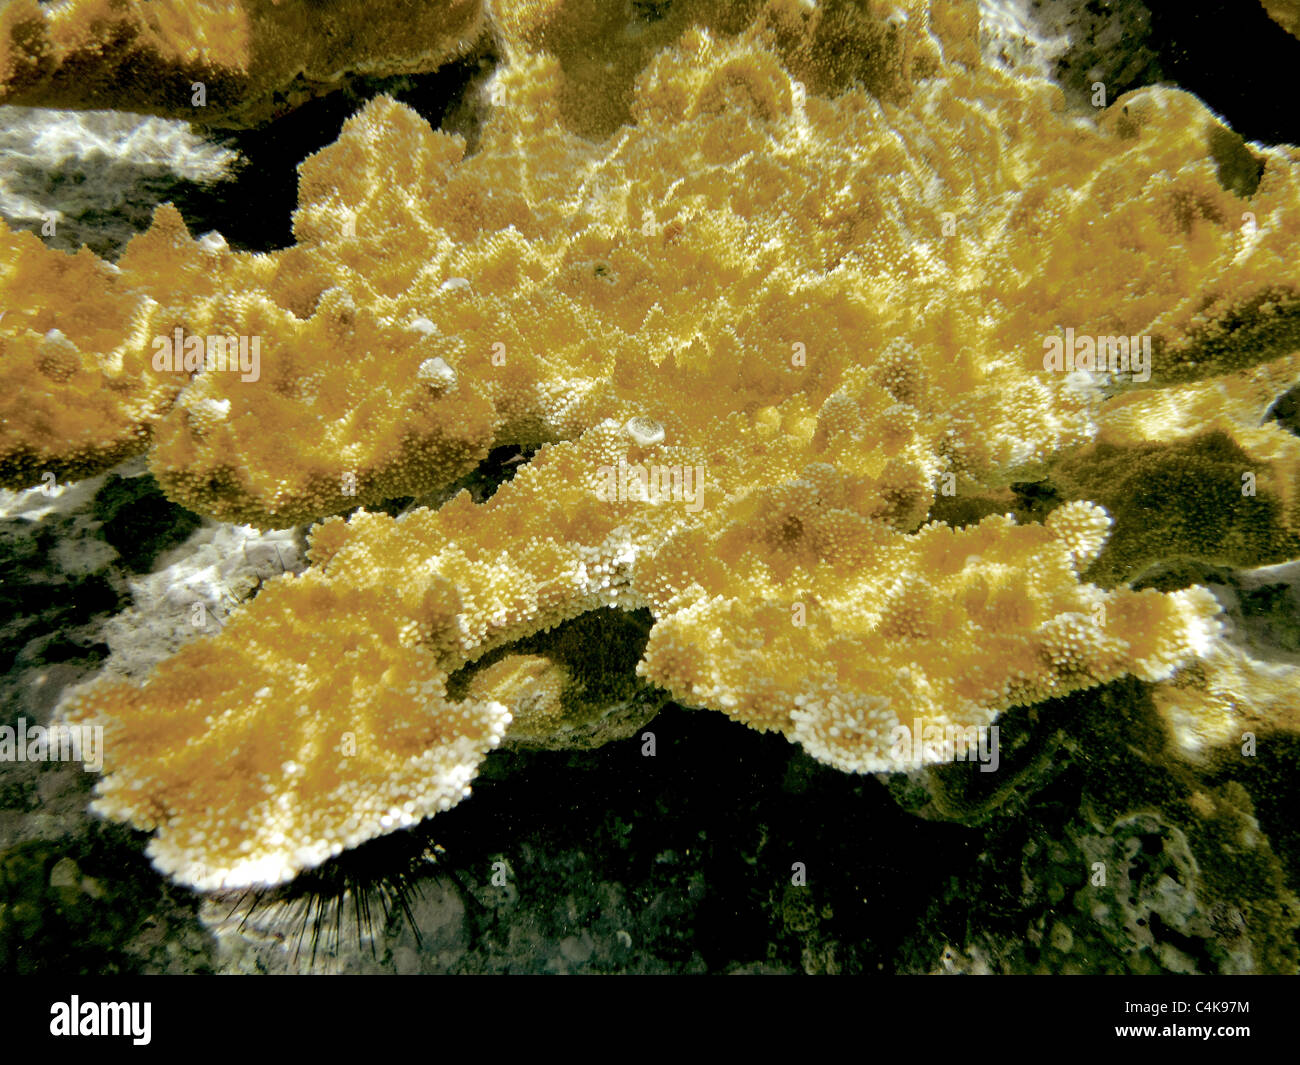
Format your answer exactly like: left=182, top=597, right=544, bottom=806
left=26, top=0, right=1300, bottom=888
left=0, top=0, right=486, bottom=126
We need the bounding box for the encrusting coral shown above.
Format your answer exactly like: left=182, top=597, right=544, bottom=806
left=9, top=0, right=1296, bottom=889
left=0, top=0, right=486, bottom=126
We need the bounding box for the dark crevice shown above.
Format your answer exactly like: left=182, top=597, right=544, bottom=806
left=1141, top=0, right=1300, bottom=147
left=169, top=43, right=499, bottom=254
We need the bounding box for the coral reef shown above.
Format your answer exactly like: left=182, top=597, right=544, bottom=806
left=0, top=0, right=487, bottom=127
left=0, top=0, right=1293, bottom=894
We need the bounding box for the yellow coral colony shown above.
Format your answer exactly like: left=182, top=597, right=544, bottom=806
left=0, top=0, right=486, bottom=126
left=19, top=0, right=1297, bottom=889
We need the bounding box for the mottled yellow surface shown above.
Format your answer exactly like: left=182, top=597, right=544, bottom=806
left=39, top=0, right=1300, bottom=888
left=74, top=556, right=512, bottom=889
left=0, top=225, right=166, bottom=486
left=490, top=0, right=936, bottom=139
left=0, top=0, right=485, bottom=125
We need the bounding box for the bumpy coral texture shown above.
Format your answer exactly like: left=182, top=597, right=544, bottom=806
left=0, top=0, right=485, bottom=126
left=38, top=0, right=1300, bottom=888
